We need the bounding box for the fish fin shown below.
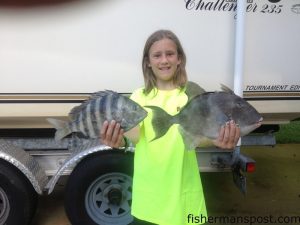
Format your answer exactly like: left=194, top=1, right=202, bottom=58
left=69, top=90, right=119, bottom=120
left=178, top=126, right=204, bottom=150
left=47, top=118, right=72, bottom=141
left=220, top=84, right=234, bottom=93
left=185, top=81, right=206, bottom=101
left=69, top=104, right=84, bottom=120
left=89, top=90, right=118, bottom=101
left=144, top=106, right=174, bottom=141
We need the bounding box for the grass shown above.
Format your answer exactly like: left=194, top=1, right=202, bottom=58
left=275, top=120, right=300, bottom=143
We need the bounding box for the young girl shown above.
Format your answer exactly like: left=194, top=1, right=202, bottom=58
left=100, top=30, right=240, bottom=225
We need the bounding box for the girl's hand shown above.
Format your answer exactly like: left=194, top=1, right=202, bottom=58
left=100, top=120, right=125, bottom=148
left=213, top=120, right=240, bottom=150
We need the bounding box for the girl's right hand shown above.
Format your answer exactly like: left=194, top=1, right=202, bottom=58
left=213, top=120, right=240, bottom=150
left=100, top=120, right=125, bottom=148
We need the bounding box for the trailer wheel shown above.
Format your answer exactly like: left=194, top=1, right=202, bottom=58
left=65, top=150, right=134, bottom=225
left=0, top=160, right=38, bottom=225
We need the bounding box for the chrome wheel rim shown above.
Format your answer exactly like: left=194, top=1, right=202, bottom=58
left=0, top=187, right=10, bottom=225
left=85, top=172, right=133, bottom=225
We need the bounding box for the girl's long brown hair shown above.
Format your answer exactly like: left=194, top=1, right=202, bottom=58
left=142, top=30, right=187, bottom=95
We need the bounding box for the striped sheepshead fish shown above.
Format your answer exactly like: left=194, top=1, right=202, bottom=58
left=47, top=90, right=147, bottom=141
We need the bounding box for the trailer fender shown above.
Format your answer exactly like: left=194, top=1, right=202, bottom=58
left=0, top=140, right=48, bottom=195
left=45, top=141, right=125, bottom=194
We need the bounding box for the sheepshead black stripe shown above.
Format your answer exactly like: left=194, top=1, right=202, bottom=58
left=90, top=98, right=100, bottom=138
left=105, top=93, right=113, bottom=121
left=94, top=97, right=103, bottom=134
left=100, top=94, right=107, bottom=120
left=110, top=92, right=120, bottom=119
left=80, top=104, right=89, bottom=137
left=85, top=100, right=96, bottom=138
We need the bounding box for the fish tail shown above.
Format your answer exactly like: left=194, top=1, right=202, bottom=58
left=145, top=106, right=175, bottom=141
left=47, top=118, right=72, bottom=141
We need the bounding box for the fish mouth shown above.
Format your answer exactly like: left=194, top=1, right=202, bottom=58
left=142, top=110, right=148, bottom=118
left=255, top=117, right=263, bottom=128
left=137, top=110, right=148, bottom=123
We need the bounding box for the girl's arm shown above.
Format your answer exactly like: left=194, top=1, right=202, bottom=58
left=124, top=125, right=140, bottom=145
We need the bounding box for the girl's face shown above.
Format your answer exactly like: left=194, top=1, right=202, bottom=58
left=148, top=38, right=181, bottom=88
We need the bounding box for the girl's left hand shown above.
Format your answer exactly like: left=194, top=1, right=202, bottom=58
left=100, top=120, right=125, bottom=148
left=213, top=120, right=240, bottom=150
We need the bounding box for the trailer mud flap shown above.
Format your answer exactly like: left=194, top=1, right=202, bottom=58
left=232, top=167, right=246, bottom=195
left=210, top=146, right=255, bottom=195
left=0, top=140, right=47, bottom=194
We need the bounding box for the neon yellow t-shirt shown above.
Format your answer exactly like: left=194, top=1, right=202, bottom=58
left=130, top=87, right=207, bottom=225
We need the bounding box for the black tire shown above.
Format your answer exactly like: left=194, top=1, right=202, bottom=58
left=65, top=150, right=134, bottom=225
left=0, top=160, right=38, bottom=225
